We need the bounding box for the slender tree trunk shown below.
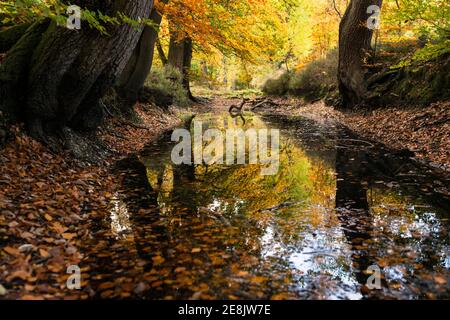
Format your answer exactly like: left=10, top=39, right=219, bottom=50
left=155, top=35, right=168, bottom=66
left=168, top=32, right=194, bottom=100
left=338, top=0, right=382, bottom=108
left=0, top=0, right=153, bottom=143
left=116, top=2, right=167, bottom=112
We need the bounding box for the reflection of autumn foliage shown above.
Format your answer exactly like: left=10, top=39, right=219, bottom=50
left=0, top=105, right=181, bottom=299
left=186, top=116, right=337, bottom=218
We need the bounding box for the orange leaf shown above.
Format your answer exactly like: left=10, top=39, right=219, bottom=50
left=434, top=276, right=447, bottom=285
left=39, top=248, right=50, bottom=258
left=3, top=246, right=21, bottom=256
left=250, top=276, right=268, bottom=284
left=7, top=270, right=31, bottom=281
left=52, top=222, right=68, bottom=234
left=152, top=256, right=165, bottom=265
left=62, top=233, right=77, bottom=240
left=175, top=267, right=186, bottom=273
left=98, top=282, right=115, bottom=290
left=21, top=295, right=42, bottom=301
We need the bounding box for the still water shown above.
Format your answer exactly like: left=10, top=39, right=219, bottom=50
left=87, top=112, right=450, bottom=300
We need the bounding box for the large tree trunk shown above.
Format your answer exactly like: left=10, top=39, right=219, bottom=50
left=0, top=0, right=153, bottom=143
left=0, top=23, right=32, bottom=53
left=338, top=0, right=383, bottom=108
left=168, top=32, right=194, bottom=100
left=116, top=3, right=166, bottom=112
left=0, top=21, right=50, bottom=120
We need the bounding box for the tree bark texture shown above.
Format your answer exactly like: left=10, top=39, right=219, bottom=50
left=338, top=0, right=383, bottom=108
left=116, top=2, right=166, bottom=111
left=168, top=32, right=194, bottom=99
left=0, top=0, right=153, bottom=141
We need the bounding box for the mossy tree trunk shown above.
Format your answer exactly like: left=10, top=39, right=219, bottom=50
left=0, top=0, right=153, bottom=143
left=0, top=23, right=32, bottom=53
left=168, top=31, right=194, bottom=100
left=116, top=2, right=167, bottom=112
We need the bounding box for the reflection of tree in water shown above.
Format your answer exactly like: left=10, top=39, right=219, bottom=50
left=127, top=115, right=341, bottom=298
left=335, top=142, right=374, bottom=288
left=335, top=128, right=450, bottom=299
left=264, top=114, right=450, bottom=298
left=82, top=114, right=450, bottom=299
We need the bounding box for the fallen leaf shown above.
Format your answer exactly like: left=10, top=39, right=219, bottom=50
left=21, top=295, right=42, bottom=301
left=0, top=284, right=7, bottom=296
left=7, top=270, right=31, bottom=281
left=62, top=233, right=77, bottom=240
left=152, top=256, right=165, bottom=265
left=3, top=246, right=21, bottom=256
left=39, top=248, right=50, bottom=258
left=434, top=276, right=447, bottom=285
left=250, top=276, right=268, bottom=284
left=98, top=282, right=115, bottom=290
left=52, top=222, right=68, bottom=234
left=175, top=267, right=186, bottom=273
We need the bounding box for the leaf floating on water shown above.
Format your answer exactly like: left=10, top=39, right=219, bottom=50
left=174, top=267, right=186, bottom=273
left=152, top=255, right=165, bottom=265
left=250, top=276, right=268, bottom=284
left=7, top=270, right=31, bottom=281
left=434, top=276, right=447, bottom=285
left=271, top=293, right=289, bottom=300
left=98, top=282, right=115, bottom=290
left=236, top=271, right=249, bottom=277
left=21, top=295, right=42, bottom=301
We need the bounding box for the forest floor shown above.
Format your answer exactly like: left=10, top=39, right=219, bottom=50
left=0, top=96, right=448, bottom=299
left=0, top=102, right=207, bottom=299
left=253, top=98, right=450, bottom=170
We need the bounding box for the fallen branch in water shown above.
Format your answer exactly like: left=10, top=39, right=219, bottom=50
left=250, top=98, right=281, bottom=111
left=229, top=98, right=248, bottom=114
